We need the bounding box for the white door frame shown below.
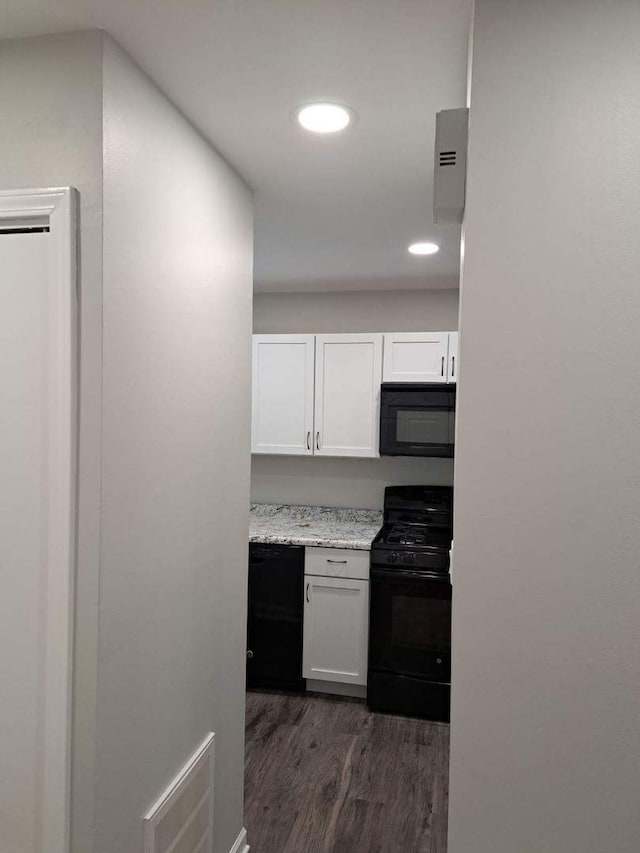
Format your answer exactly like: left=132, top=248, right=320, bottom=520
left=0, top=187, right=77, bottom=853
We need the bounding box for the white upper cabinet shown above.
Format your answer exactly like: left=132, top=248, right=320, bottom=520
left=383, top=332, right=450, bottom=383
left=447, top=331, right=459, bottom=383
left=251, top=334, right=315, bottom=454
left=314, top=334, right=383, bottom=458
left=251, top=330, right=458, bottom=456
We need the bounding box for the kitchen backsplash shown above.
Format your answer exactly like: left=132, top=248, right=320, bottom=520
left=250, top=454, right=454, bottom=510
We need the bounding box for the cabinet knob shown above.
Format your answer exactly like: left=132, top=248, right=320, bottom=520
left=246, top=650, right=254, bottom=660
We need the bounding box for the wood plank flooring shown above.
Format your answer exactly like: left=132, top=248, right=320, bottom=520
left=244, top=690, right=450, bottom=853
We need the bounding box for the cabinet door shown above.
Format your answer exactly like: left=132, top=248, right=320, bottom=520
left=252, top=335, right=315, bottom=454
left=447, top=332, right=459, bottom=383
left=382, top=332, right=449, bottom=383
left=303, top=576, right=369, bottom=685
left=314, top=334, right=383, bottom=457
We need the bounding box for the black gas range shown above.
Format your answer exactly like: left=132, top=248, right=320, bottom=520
left=368, top=486, right=453, bottom=722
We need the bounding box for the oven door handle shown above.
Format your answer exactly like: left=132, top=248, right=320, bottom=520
left=370, top=567, right=450, bottom=582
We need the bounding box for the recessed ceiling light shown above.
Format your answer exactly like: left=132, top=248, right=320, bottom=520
left=408, top=242, right=440, bottom=256
left=296, top=102, right=353, bottom=134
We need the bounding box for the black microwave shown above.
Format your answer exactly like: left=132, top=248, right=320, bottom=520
left=379, top=383, right=456, bottom=457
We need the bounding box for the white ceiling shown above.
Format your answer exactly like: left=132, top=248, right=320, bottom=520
left=1, top=0, right=471, bottom=292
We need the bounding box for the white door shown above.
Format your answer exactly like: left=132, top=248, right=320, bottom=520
left=303, top=576, right=369, bottom=685
left=447, top=332, right=459, bottom=383
left=0, top=190, right=76, bottom=853
left=382, top=332, right=450, bottom=383
left=252, top=335, right=315, bottom=454
left=314, top=334, right=383, bottom=457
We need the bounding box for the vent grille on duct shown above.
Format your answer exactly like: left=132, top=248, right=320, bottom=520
left=433, top=108, right=469, bottom=224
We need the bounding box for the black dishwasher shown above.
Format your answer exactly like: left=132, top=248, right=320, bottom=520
left=247, top=543, right=305, bottom=691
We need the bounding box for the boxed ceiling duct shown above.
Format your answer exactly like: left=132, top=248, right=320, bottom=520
left=433, top=107, right=469, bottom=224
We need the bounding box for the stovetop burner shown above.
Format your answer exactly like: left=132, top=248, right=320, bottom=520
left=371, top=486, right=454, bottom=573
left=386, top=531, right=428, bottom=546
left=375, top=523, right=452, bottom=548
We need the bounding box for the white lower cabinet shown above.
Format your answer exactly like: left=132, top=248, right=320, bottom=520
left=302, top=548, right=369, bottom=686
left=303, top=576, right=369, bottom=685
left=304, top=546, right=369, bottom=580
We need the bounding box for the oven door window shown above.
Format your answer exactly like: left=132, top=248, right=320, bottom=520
left=394, top=407, right=451, bottom=446
left=369, top=573, right=452, bottom=680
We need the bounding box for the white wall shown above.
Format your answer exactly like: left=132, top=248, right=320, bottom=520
left=254, top=288, right=459, bottom=334
left=98, top=36, right=252, bottom=853
left=0, top=29, right=253, bottom=853
left=252, top=455, right=454, bottom=510
left=252, top=289, right=458, bottom=509
left=448, top=3, right=640, bottom=852
left=0, top=31, right=105, bottom=853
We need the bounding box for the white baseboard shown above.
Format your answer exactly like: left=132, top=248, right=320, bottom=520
left=229, top=827, right=250, bottom=853
left=306, top=679, right=367, bottom=699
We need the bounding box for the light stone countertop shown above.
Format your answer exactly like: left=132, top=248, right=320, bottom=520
left=249, top=503, right=383, bottom=551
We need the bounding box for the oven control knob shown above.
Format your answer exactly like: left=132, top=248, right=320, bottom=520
left=404, top=553, right=416, bottom=564
left=389, top=552, right=398, bottom=563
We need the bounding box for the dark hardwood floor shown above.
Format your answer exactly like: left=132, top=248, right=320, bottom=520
left=244, top=690, right=450, bottom=853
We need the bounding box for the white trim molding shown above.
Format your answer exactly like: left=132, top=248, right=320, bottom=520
left=229, top=827, right=250, bottom=853
left=143, top=733, right=215, bottom=853
left=0, top=187, right=78, bottom=853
